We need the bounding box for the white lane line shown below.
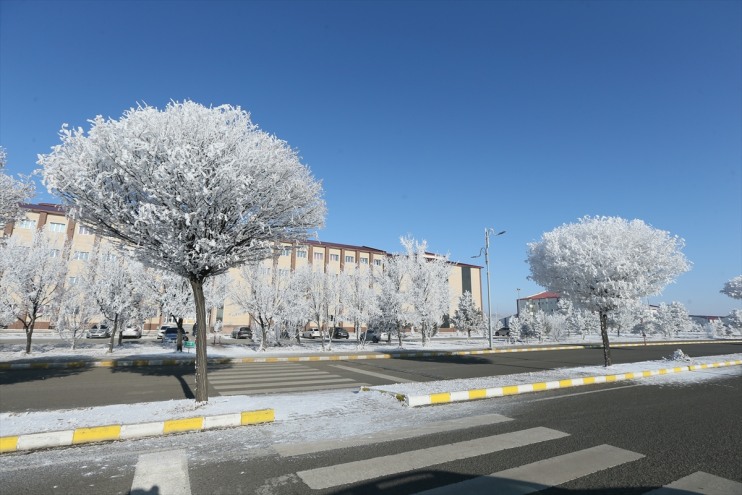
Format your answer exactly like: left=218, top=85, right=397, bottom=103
left=414, top=444, right=644, bottom=495
left=131, top=449, right=191, bottom=495
left=297, top=427, right=569, bottom=490
left=217, top=382, right=370, bottom=395
left=276, top=413, right=513, bottom=457
left=329, top=363, right=415, bottom=382
left=213, top=377, right=357, bottom=389
left=209, top=372, right=332, bottom=384
left=643, top=471, right=742, bottom=495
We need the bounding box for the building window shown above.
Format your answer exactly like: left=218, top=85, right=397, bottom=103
left=297, top=250, right=307, bottom=258
left=49, top=249, right=61, bottom=258
left=48, top=222, right=66, bottom=233
left=18, top=219, right=35, bottom=229
left=73, top=251, right=90, bottom=261
left=102, top=252, right=117, bottom=262
left=281, top=247, right=291, bottom=256
left=278, top=268, right=290, bottom=277
left=314, top=252, right=324, bottom=261
left=68, top=276, right=78, bottom=285
left=374, top=259, right=383, bottom=266
left=329, top=254, right=340, bottom=262
left=345, top=255, right=355, bottom=263
left=360, top=257, right=368, bottom=264
left=78, top=225, right=93, bottom=235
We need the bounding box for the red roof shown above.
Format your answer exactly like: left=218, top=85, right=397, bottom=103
left=523, top=291, right=561, bottom=300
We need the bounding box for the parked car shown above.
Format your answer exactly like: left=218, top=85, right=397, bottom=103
left=494, top=328, right=510, bottom=337
left=361, top=329, right=388, bottom=343
left=331, top=327, right=349, bottom=339
left=121, top=325, right=142, bottom=339
left=157, top=325, right=177, bottom=339
left=86, top=324, right=110, bottom=339
left=161, top=326, right=188, bottom=344
left=231, top=326, right=253, bottom=339
left=301, top=328, right=321, bottom=339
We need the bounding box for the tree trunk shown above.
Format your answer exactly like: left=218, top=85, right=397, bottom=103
left=108, top=314, right=119, bottom=353
left=24, top=319, right=34, bottom=354
left=189, top=277, right=209, bottom=403
left=599, top=311, right=612, bottom=366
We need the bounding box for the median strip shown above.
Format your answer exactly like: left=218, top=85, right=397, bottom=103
left=0, top=408, right=274, bottom=454
left=364, top=359, right=742, bottom=407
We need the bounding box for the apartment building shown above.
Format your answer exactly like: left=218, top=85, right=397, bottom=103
left=2, top=203, right=483, bottom=332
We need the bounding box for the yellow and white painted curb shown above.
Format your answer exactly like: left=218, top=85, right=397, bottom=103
left=0, top=408, right=274, bottom=454
left=365, top=359, right=742, bottom=408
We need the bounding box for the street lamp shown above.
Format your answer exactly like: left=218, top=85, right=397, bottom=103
left=473, top=228, right=506, bottom=349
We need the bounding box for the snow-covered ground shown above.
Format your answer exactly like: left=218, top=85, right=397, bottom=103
left=1, top=332, right=740, bottom=438
left=0, top=331, right=737, bottom=362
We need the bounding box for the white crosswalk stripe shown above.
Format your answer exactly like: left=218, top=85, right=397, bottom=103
left=130, top=449, right=191, bottom=495
left=297, top=427, right=570, bottom=490
left=414, top=444, right=645, bottom=494
left=643, top=471, right=742, bottom=495
left=208, top=362, right=370, bottom=395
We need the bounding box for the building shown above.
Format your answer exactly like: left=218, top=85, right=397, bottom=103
left=1, top=203, right=483, bottom=333
left=516, top=291, right=561, bottom=317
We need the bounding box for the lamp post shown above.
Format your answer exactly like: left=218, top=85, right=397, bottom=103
left=473, top=228, right=506, bottom=349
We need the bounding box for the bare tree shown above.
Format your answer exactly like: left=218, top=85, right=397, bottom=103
left=39, top=101, right=325, bottom=402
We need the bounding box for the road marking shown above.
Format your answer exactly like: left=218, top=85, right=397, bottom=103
left=275, top=413, right=513, bottom=457
left=131, top=449, right=191, bottom=495
left=414, top=444, right=644, bottom=494
left=297, top=427, right=569, bottom=490
left=329, top=363, right=415, bottom=382
left=217, top=382, right=370, bottom=395
left=523, top=384, right=642, bottom=402
left=643, top=471, right=742, bottom=495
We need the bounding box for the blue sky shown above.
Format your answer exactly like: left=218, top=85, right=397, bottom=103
left=1, top=0, right=740, bottom=317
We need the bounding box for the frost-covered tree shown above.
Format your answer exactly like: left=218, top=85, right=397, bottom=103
left=340, top=266, right=379, bottom=345
left=654, top=302, right=693, bottom=337
left=274, top=270, right=310, bottom=344
left=721, top=275, right=742, bottom=300
left=55, top=282, right=99, bottom=350
left=722, top=309, right=742, bottom=336
left=372, top=253, right=406, bottom=346
left=230, top=263, right=288, bottom=351
left=39, top=101, right=325, bottom=402
left=451, top=291, right=484, bottom=340
left=295, top=267, right=343, bottom=350
left=149, top=271, right=195, bottom=343
left=0, top=147, right=35, bottom=227
left=84, top=246, right=157, bottom=353
left=398, top=237, right=450, bottom=346
left=202, top=273, right=229, bottom=342
left=0, top=228, right=67, bottom=353
left=528, top=216, right=690, bottom=366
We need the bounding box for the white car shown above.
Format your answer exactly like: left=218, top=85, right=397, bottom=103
left=121, top=325, right=142, bottom=339
left=301, top=328, right=321, bottom=339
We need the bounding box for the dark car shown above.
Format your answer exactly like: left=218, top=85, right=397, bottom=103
left=495, top=328, right=511, bottom=337
left=231, top=326, right=253, bottom=339
left=161, top=326, right=189, bottom=344
left=331, top=327, right=349, bottom=339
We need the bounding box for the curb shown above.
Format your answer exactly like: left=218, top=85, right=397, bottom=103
left=363, top=359, right=742, bottom=407
left=7, top=340, right=740, bottom=370
left=0, top=408, right=274, bottom=454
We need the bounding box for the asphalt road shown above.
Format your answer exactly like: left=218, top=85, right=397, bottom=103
left=0, top=366, right=739, bottom=494
left=0, top=342, right=739, bottom=413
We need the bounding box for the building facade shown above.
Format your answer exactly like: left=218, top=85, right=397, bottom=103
left=2, top=203, right=483, bottom=333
